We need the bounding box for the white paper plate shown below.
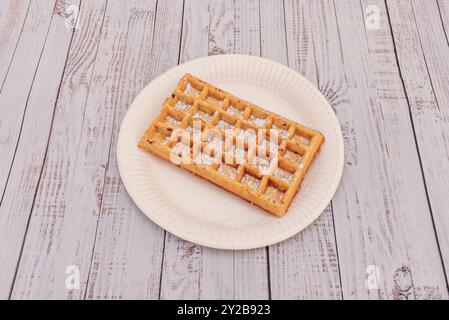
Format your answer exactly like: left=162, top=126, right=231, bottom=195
left=117, top=55, right=344, bottom=250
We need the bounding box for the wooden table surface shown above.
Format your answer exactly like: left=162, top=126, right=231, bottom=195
left=0, top=0, right=448, bottom=300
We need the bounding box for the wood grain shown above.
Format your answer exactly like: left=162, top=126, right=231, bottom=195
left=0, top=0, right=55, bottom=217
left=0, top=0, right=80, bottom=299
left=0, top=0, right=29, bottom=86
left=0, top=0, right=31, bottom=91
left=208, top=0, right=234, bottom=56
left=85, top=0, right=179, bottom=300
left=327, top=0, right=447, bottom=299
left=437, top=0, right=449, bottom=42
left=0, top=0, right=447, bottom=300
left=265, top=0, right=342, bottom=300
left=363, top=0, right=448, bottom=298
left=10, top=0, right=109, bottom=299
left=387, top=0, right=449, bottom=284
left=160, top=0, right=269, bottom=300
left=179, top=0, right=208, bottom=64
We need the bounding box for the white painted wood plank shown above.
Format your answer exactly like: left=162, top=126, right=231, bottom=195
left=267, top=0, right=342, bottom=300
left=0, top=0, right=55, bottom=218
left=160, top=0, right=269, bottom=300
left=323, top=0, right=447, bottom=299
left=207, top=0, right=235, bottom=56
left=146, top=0, right=185, bottom=78
left=179, top=0, right=209, bottom=64
left=0, top=0, right=80, bottom=300
left=269, top=207, right=342, bottom=299
left=362, top=0, right=448, bottom=299
left=85, top=0, right=181, bottom=300
left=10, top=0, right=113, bottom=299
left=0, top=0, right=30, bottom=89
left=437, top=0, right=449, bottom=42
left=234, top=0, right=259, bottom=56
left=388, top=0, right=449, bottom=285
left=161, top=0, right=237, bottom=300
left=260, top=0, right=287, bottom=63
left=284, top=0, right=317, bottom=81
left=2, top=0, right=444, bottom=300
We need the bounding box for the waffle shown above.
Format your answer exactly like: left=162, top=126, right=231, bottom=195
left=138, top=74, right=324, bottom=217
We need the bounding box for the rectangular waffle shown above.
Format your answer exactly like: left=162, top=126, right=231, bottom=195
left=138, top=74, right=325, bottom=217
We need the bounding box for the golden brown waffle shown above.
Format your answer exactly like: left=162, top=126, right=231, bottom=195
left=138, top=74, right=324, bottom=217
